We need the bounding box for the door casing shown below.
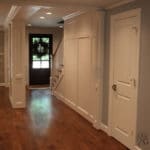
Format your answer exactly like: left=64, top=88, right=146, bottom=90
left=108, top=8, right=141, bottom=149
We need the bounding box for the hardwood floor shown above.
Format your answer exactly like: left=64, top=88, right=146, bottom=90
left=0, top=87, right=128, bottom=150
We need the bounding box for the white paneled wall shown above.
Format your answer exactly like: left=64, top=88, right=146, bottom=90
left=64, top=39, right=78, bottom=105
left=54, top=11, right=105, bottom=126
left=9, top=21, right=26, bottom=108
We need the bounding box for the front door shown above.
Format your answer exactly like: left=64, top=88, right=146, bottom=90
left=110, top=9, right=140, bottom=149
left=29, top=34, right=52, bottom=85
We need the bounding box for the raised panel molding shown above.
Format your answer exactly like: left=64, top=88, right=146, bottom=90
left=9, top=20, right=26, bottom=109
left=56, top=10, right=105, bottom=131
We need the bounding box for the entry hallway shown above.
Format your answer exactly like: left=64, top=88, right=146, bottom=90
left=0, top=87, right=127, bottom=150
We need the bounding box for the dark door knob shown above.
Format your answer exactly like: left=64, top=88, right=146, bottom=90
left=112, top=84, right=117, bottom=91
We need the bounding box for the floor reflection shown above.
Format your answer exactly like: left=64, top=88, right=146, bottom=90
left=28, top=89, right=52, bottom=135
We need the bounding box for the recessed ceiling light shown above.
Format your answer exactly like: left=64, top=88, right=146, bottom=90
left=46, top=12, right=52, bottom=15
left=27, top=24, right=32, bottom=26
left=40, top=16, right=45, bottom=19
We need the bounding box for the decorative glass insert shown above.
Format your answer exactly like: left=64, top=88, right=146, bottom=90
left=31, top=37, right=50, bottom=69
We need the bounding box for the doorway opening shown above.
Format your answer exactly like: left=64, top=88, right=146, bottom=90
left=29, top=34, right=53, bottom=86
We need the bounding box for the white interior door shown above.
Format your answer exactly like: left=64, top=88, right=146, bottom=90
left=110, top=9, right=140, bottom=149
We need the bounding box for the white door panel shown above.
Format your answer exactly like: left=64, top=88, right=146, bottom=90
left=64, top=39, right=78, bottom=104
left=78, top=38, right=91, bottom=114
left=110, top=10, right=140, bottom=149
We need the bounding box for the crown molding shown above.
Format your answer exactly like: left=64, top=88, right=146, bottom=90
left=106, top=0, right=135, bottom=10
left=63, top=10, right=86, bottom=21
left=4, top=5, right=21, bottom=26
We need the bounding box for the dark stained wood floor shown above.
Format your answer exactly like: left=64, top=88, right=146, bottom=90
left=0, top=87, right=128, bottom=150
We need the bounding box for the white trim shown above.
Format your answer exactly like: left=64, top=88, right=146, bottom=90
left=4, top=5, right=21, bottom=26
left=106, top=0, right=135, bottom=10
left=108, top=8, right=141, bottom=149
left=63, top=11, right=86, bottom=21
left=53, top=91, right=97, bottom=125
left=5, top=83, right=9, bottom=88
left=93, top=122, right=101, bottom=130
left=54, top=90, right=110, bottom=135
left=0, top=83, right=6, bottom=87
left=9, top=96, right=26, bottom=109
left=100, top=123, right=109, bottom=135
left=134, top=146, right=142, bottom=150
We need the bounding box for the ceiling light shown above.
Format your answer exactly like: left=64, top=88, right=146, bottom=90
left=27, top=24, right=32, bottom=26
left=46, top=12, right=52, bottom=15
left=40, top=16, right=45, bottom=19
left=59, top=26, right=63, bottom=28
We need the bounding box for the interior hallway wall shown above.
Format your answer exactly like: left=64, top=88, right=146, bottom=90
left=25, top=27, right=63, bottom=85
left=102, top=1, right=150, bottom=149
left=55, top=11, right=105, bottom=127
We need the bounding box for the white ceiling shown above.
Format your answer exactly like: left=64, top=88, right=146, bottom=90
left=0, top=0, right=127, bottom=7
left=0, top=0, right=134, bottom=27
left=17, top=6, right=84, bottom=27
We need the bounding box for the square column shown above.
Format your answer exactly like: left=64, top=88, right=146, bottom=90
left=9, top=20, right=26, bottom=108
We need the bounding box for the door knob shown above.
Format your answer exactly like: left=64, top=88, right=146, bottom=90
left=112, top=84, right=117, bottom=91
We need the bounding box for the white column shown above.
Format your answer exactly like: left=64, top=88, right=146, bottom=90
left=9, top=20, right=26, bottom=108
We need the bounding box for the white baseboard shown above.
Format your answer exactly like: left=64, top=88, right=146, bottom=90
left=93, top=122, right=110, bottom=135
left=54, top=90, right=112, bottom=136
left=0, top=83, right=6, bottom=87
left=54, top=90, right=143, bottom=150
left=100, top=123, right=109, bottom=135
left=53, top=91, right=143, bottom=150
left=9, top=96, right=26, bottom=109
left=134, top=146, right=142, bottom=150
left=93, top=122, right=101, bottom=130
left=5, top=83, right=9, bottom=88
left=54, top=90, right=96, bottom=125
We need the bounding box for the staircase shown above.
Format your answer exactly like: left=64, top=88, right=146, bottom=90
left=50, top=38, right=64, bottom=92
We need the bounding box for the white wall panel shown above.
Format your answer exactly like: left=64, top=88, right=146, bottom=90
left=78, top=37, right=92, bottom=114
left=64, top=39, right=78, bottom=105
left=55, top=11, right=105, bottom=125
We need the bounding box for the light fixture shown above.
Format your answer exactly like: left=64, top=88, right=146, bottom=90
left=40, top=16, right=45, bottom=19
left=59, top=26, right=63, bottom=28
left=46, top=12, right=52, bottom=15
left=27, top=24, right=32, bottom=26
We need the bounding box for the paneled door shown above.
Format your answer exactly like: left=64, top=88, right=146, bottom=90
left=110, top=9, right=141, bottom=149
left=29, top=34, right=52, bottom=85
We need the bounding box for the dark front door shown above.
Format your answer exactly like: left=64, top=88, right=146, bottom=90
left=29, top=34, right=52, bottom=85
